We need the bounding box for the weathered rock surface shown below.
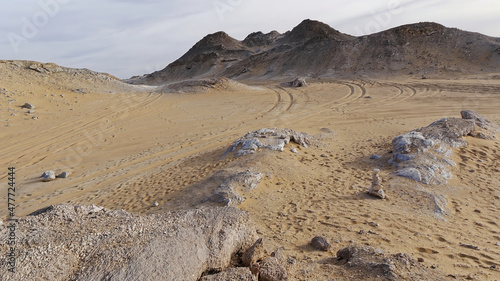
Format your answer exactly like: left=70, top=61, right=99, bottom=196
left=207, top=169, right=264, bottom=207
left=242, top=238, right=266, bottom=266
left=0, top=205, right=256, bottom=281
left=310, top=236, right=331, bottom=251
left=280, top=77, right=307, bottom=87
left=224, top=128, right=314, bottom=157
left=390, top=110, right=497, bottom=184
left=336, top=244, right=445, bottom=280
left=461, top=109, right=498, bottom=138
left=28, top=63, right=63, bottom=74
left=199, top=267, right=257, bottom=281
left=257, top=249, right=289, bottom=281
left=40, top=170, right=56, bottom=181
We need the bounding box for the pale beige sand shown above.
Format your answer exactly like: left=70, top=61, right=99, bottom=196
left=1, top=68, right=499, bottom=279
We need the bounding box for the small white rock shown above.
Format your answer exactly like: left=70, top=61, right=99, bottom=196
left=41, top=171, right=56, bottom=181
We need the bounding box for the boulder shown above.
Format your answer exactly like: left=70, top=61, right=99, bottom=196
left=280, top=77, right=307, bottom=87
left=41, top=170, right=56, bottom=181
left=0, top=205, right=256, bottom=281
left=310, top=236, right=331, bottom=251
left=461, top=109, right=498, bottom=137
left=258, top=249, right=288, bottom=281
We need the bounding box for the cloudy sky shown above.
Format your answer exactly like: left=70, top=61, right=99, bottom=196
left=1, top=0, right=499, bottom=78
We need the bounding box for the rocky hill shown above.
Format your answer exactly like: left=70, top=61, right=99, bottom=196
left=127, top=20, right=500, bottom=85
left=0, top=60, right=149, bottom=94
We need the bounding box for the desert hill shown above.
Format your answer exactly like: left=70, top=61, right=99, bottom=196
left=127, top=20, right=500, bottom=85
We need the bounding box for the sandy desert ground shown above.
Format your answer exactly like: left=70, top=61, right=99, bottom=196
left=1, top=61, right=499, bottom=279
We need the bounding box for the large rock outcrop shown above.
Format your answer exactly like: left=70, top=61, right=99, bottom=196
left=223, top=128, right=314, bottom=157
left=0, top=205, right=256, bottom=281
left=390, top=110, right=497, bottom=184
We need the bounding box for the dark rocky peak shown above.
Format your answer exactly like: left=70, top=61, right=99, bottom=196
left=178, top=31, right=246, bottom=61
left=192, top=31, right=241, bottom=49
left=243, top=30, right=282, bottom=47
left=283, top=19, right=354, bottom=43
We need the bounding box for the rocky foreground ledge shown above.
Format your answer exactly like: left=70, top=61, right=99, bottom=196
left=0, top=204, right=447, bottom=280
left=0, top=205, right=256, bottom=281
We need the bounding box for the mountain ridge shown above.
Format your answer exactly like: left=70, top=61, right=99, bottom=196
left=127, top=19, right=500, bottom=85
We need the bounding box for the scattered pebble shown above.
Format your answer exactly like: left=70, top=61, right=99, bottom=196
left=370, top=154, right=381, bottom=160
left=153, top=201, right=159, bottom=207
left=417, top=258, right=424, bottom=262
left=459, top=243, right=479, bottom=250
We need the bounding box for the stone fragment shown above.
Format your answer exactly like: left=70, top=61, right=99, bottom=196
left=22, top=102, right=35, bottom=109
left=41, top=171, right=56, bottom=181
left=57, top=171, right=69, bottom=178
left=242, top=238, right=266, bottom=266
left=310, top=236, right=331, bottom=251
